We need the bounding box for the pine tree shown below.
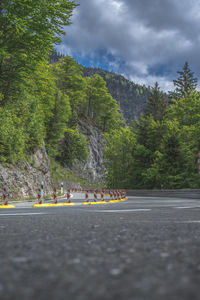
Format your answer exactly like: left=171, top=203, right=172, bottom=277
left=169, top=62, right=198, bottom=100
left=144, top=82, right=167, bottom=121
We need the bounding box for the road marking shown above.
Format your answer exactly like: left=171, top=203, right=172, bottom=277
left=92, top=209, right=151, bottom=213
left=0, top=213, right=46, bottom=216
left=181, top=221, right=200, bottom=223
left=129, top=197, right=192, bottom=201
left=175, top=206, right=200, bottom=209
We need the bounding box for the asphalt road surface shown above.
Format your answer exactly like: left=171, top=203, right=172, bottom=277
left=0, top=195, right=200, bottom=300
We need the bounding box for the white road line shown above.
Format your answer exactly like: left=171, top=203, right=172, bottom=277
left=175, top=206, right=200, bottom=209
left=92, top=209, right=151, bottom=213
left=181, top=221, right=200, bottom=223
left=129, top=197, right=191, bottom=201
left=0, top=213, right=46, bottom=216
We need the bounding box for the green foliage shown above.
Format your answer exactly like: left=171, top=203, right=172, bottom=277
left=104, top=90, right=200, bottom=189
left=83, top=67, right=152, bottom=124
left=2, top=0, right=200, bottom=192
left=144, top=82, right=167, bottom=121
left=0, top=0, right=77, bottom=104
left=54, top=56, right=87, bottom=118
left=104, top=127, right=136, bottom=188
left=45, top=90, right=71, bottom=156
left=0, top=107, right=25, bottom=162
left=0, top=1, right=77, bottom=163
left=169, top=62, right=198, bottom=100
left=85, top=74, right=123, bottom=131
left=50, top=157, right=98, bottom=188
left=57, top=129, right=89, bottom=167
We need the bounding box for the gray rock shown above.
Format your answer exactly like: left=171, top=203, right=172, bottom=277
left=0, top=144, right=52, bottom=199
left=72, top=120, right=104, bottom=184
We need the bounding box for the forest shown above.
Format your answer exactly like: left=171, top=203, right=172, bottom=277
left=0, top=0, right=122, bottom=167
left=104, top=63, right=200, bottom=189
left=83, top=67, right=151, bottom=124
left=1, top=0, right=200, bottom=190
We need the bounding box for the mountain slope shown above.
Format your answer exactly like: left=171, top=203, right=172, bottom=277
left=83, top=67, right=151, bottom=124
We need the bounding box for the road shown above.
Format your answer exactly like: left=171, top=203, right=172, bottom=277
left=0, top=195, right=200, bottom=300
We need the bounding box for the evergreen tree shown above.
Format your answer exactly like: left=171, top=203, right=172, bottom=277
left=57, top=128, right=89, bottom=167
left=54, top=56, right=87, bottom=121
left=85, top=75, right=123, bottom=131
left=144, top=82, right=167, bottom=121
left=169, top=62, right=198, bottom=100
left=45, top=90, right=71, bottom=156
left=104, top=127, right=136, bottom=188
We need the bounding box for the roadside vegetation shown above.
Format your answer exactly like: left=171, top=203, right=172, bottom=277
left=0, top=0, right=122, bottom=171
left=104, top=62, right=200, bottom=189
left=1, top=2, right=200, bottom=190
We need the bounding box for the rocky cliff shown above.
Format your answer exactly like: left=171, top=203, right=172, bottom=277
left=0, top=144, right=52, bottom=200
left=72, top=120, right=105, bottom=185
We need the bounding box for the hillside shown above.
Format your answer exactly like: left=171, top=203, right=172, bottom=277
left=83, top=68, right=151, bottom=124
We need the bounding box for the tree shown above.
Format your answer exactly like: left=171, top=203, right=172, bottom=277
left=130, top=115, right=165, bottom=188
left=144, top=82, right=167, bottom=121
left=104, top=127, right=136, bottom=188
left=54, top=56, right=87, bottom=123
left=45, top=90, right=71, bottom=156
left=0, top=0, right=77, bottom=104
left=169, top=62, right=198, bottom=100
left=132, top=92, right=200, bottom=189
left=86, top=75, right=123, bottom=131
left=57, top=129, right=89, bottom=167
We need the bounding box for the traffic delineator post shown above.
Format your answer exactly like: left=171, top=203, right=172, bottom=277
left=111, top=191, right=119, bottom=202
left=32, top=188, right=43, bottom=207
left=53, top=188, right=57, bottom=204
left=32, top=186, right=126, bottom=208
left=109, top=190, right=115, bottom=203
left=90, top=190, right=97, bottom=204
left=94, top=191, right=97, bottom=202
left=120, top=191, right=125, bottom=201
left=82, top=190, right=90, bottom=205
left=3, top=188, right=8, bottom=205
left=101, top=192, right=104, bottom=202
left=109, top=190, right=117, bottom=203
left=121, top=190, right=127, bottom=201
left=0, top=187, right=15, bottom=209
left=38, top=188, right=42, bottom=204
left=94, top=191, right=107, bottom=204
left=33, top=186, right=75, bottom=207
left=67, top=189, right=71, bottom=203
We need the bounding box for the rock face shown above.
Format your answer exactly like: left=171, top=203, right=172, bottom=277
left=72, top=120, right=104, bottom=184
left=0, top=145, right=52, bottom=199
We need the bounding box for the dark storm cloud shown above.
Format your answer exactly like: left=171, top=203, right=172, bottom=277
left=57, top=0, right=200, bottom=90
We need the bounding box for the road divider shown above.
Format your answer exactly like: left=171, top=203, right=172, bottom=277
left=82, top=190, right=127, bottom=205
left=33, top=187, right=75, bottom=207
left=0, top=186, right=127, bottom=209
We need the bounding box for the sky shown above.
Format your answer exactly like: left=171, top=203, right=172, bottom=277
left=56, top=0, right=200, bottom=92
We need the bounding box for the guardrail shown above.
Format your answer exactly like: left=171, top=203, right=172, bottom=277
left=126, top=189, right=200, bottom=199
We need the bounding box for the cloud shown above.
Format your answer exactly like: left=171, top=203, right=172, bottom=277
left=56, top=0, right=200, bottom=91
